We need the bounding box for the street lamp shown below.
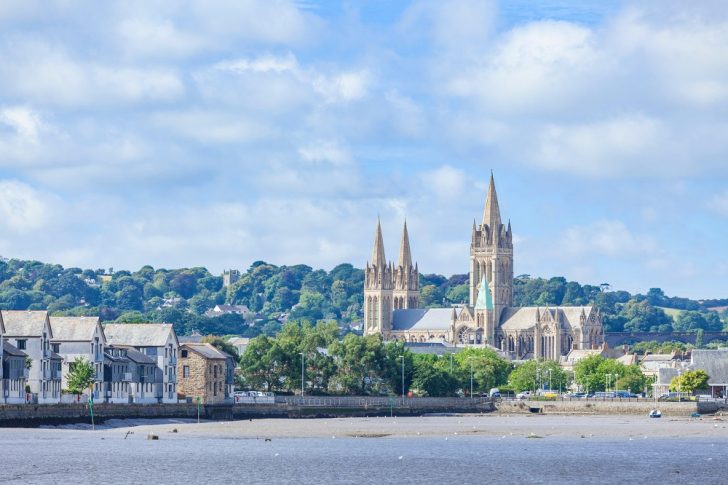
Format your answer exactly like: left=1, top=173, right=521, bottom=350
left=299, top=352, right=305, bottom=397
left=400, top=355, right=405, bottom=399
left=548, top=369, right=552, bottom=392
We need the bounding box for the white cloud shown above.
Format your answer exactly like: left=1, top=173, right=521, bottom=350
left=0, top=106, right=43, bottom=139
left=0, top=42, right=185, bottom=107
left=215, top=53, right=299, bottom=74
left=561, top=220, right=656, bottom=257
left=0, top=180, right=57, bottom=233
left=298, top=140, right=353, bottom=166
left=313, top=70, right=370, bottom=103
left=419, top=165, right=468, bottom=200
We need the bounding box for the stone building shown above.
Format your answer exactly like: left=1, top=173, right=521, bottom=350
left=177, top=343, right=229, bottom=404
left=364, top=173, right=604, bottom=360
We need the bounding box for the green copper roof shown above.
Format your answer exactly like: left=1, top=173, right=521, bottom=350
left=475, top=275, right=494, bottom=310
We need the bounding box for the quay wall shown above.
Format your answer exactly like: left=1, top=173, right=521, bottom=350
left=497, top=399, right=699, bottom=416
left=0, top=398, right=495, bottom=427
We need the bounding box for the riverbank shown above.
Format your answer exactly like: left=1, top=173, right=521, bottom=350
left=4, top=415, right=728, bottom=484
left=83, top=414, right=728, bottom=440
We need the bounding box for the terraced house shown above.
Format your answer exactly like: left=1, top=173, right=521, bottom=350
left=103, top=323, right=179, bottom=403
left=1, top=315, right=29, bottom=403
left=49, top=316, right=106, bottom=400
left=1, top=311, right=62, bottom=403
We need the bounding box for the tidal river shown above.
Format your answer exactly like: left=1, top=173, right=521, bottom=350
left=1, top=415, right=727, bottom=484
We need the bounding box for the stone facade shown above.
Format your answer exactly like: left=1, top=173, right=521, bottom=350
left=177, top=343, right=227, bottom=404
left=364, top=173, right=605, bottom=360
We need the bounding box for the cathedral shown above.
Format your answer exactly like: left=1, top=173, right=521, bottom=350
left=363, top=173, right=604, bottom=360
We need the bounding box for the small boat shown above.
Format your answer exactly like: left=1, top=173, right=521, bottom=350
left=649, top=409, right=662, bottom=418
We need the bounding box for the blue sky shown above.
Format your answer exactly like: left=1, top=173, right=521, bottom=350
left=0, top=0, right=726, bottom=299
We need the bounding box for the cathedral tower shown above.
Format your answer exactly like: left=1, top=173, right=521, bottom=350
left=393, top=220, right=419, bottom=310
left=364, top=218, right=394, bottom=336
left=470, top=173, right=513, bottom=345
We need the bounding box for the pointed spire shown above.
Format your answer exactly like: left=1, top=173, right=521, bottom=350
left=482, top=171, right=502, bottom=232
left=371, top=217, right=386, bottom=268
left=475, top=275, right=494, bottom=310
left=398, top=219, right=413, bottom=269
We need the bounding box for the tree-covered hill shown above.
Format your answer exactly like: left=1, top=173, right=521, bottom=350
left=0, top=257, right=725, bottom=337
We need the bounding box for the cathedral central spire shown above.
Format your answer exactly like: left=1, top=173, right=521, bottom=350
left=371, top=217, right=387, bottom=268
left=398, top=220, right=412, bottom=269
left=482, top=171, right=502, bottom=231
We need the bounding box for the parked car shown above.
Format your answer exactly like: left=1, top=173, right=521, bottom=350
left=489, top=388, right=501, bottom=398
left=566, top=392, right=587, bottom=398
left=516, top=391, right=532, bottom=400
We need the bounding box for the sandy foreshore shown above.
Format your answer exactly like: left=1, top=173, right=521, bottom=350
left=93, top=414, right=728, bottom=440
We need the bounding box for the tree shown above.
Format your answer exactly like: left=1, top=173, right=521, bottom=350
left=411, top=354, right=459, bottom=396
left=454, top=348, right=512, bottom=395
left=66, top=357, right=95, bottom=395
left=508, top=360, right=569, bottom=392
left=669, top=370, right=709, bottom=394
left=573, top=355, right=648, bottom=394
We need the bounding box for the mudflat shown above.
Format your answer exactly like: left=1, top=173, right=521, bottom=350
left=97, top=413, right=728, bottom=440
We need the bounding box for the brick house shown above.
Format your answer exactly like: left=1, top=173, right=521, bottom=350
left=177, top=343, right=228, bottom=404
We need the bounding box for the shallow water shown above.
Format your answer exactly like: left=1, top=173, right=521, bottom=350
left=2, top=426, right=727, bottom=484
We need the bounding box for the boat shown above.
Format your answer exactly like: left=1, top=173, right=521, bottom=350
left=649, top=409, right=662, bottom=418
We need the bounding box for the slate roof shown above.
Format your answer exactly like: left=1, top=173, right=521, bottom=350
left=50, top=316, right=103, bottom=342
left=117, top=346, right=157, bottom=365
left=691, top=350, right=728, bottom=386
left=228, top=337, right=250, bottom=346
left=1, top=310, right=50, bottom=337
left=392, top=308, right=461, bottom=331
left=178, top=335, right=204, bottom=344
left=642, top=353, right=676, bottom=362
left=104, top=351, right=130, bottom=363
left=103, top=323, right=177, bottom=347
left=500, top=306, right=592, bottom=331
left=182, top=343, right=227, bottom=360
left=3, top=341, right=28, bottom=357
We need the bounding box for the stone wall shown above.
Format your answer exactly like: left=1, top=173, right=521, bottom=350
left=177, top=350, right=226, bottom=404
left=497, top=399, right=698, bottom=416
left=0, top=403, right=199, bottom=427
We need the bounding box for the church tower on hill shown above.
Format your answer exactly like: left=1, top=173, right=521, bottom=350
left=470, top=172, right=513, bottom=345
left=363, top=171, right=603, bottom=358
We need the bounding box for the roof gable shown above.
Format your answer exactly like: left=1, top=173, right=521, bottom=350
left=182, top=343, right=227, bottom=360
left=1, top=310, right=51, bottom=338
left=103, top=323, right=176, bottom=347
left=50, top=316, right=105, bottom=342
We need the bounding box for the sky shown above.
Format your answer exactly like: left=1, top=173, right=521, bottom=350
left=0, top=0, right=727, bottom=299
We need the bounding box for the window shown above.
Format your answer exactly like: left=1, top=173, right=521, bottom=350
left=181, top=350, right=188, bottom=358
left=51, top=343, right=60, bottom=353
left=16, top=340, right=26, bottom=350
left=183, top=366, right=189, bottom=378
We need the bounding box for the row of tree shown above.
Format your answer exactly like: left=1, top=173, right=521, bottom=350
left=236, top=323, right=691, bottom=397
left=0, top=258, right=726, bottom=337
